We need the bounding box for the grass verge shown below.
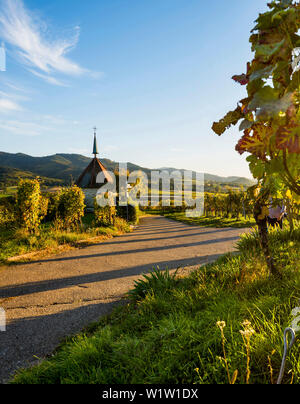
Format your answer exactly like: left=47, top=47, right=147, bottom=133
left=161, top=211, right=256, bottom=228
left=0, top=214, right=131, bottom=265
left=12, top=226, right=300, bottom=384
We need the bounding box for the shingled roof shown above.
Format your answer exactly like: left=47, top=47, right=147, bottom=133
left=76, top=130, right=113, bottom=188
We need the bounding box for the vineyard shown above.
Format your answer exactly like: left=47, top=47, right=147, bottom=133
left=143, top=189, right=300, bottom=226
left=1, top=0, right=300, bottom=386
left=0, top=179, right=139, bottom=264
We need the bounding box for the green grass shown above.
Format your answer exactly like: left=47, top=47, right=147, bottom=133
left=0, top=214, right=131, bottom=265
left=11, top=226, right=300, bottom=384
left=147, top=210, right=256, bottom=228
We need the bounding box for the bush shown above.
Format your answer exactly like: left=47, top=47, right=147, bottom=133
left=116, top=204, right=139, bottom=224
left=0, top=205, right=15, bottom=229
left=43, top=192, right=60, bottom=222
left=0, top=196, right=16, bottom=229
left=94, top=200, right=116, bottom=227
left=55, top=186, right=85, bottom=230
left=16, top=179, right=46, bottom=234
left=113, top=217, right=131, bottom=233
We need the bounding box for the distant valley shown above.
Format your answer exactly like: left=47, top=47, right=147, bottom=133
left=0, top=151, right=254, bottom=189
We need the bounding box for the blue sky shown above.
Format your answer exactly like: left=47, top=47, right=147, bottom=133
left=0, top=0, right=269, bottom=178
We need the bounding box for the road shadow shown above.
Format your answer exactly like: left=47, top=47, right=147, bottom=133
left=88, top=229, right=243, bottom=246
left=122, top=226, right=243, bottom=238
left=15, top=235, right=239, bottom=266
left=0, top=254, right=224, bottom=299
left=0, top=300, right=124, bottom=384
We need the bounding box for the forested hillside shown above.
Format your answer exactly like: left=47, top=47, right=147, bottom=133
left=0, top=151, right=254, bottom=188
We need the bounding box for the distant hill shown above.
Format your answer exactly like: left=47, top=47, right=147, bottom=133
left=0, top=164, right=64, bottom=187
left=157, top=167, right=254, bottom=186
left=0, top=152, right=254, bottom=188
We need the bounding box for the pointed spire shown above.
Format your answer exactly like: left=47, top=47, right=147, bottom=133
left=93, top=127, right=99, bottom=157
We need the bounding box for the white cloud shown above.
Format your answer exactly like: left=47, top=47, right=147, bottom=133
left=0, top=119, right=49, bottom=135
left=0, top=89, right=29, bottom=102
left=4, top=81, right=27, bottom=93
left=0, top=97, right=22, bottom=112
left=0, top=0, right=99, bottom=84
left=28, top=69, right=69, bottom=87
left=0, top=85, right=30, bottom=113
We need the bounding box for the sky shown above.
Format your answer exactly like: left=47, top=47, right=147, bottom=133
left=0, top=0, right=270, bottom=178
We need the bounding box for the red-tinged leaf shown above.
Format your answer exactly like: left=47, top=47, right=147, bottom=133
left=276, top=122, right=300, bottom=153
left=232, top=64, right=251, bottom=85
left=236, top=125, right=272, bottom=159
left=232, top=74, right=249, bottom=85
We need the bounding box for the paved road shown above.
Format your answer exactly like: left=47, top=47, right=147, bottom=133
left=0, top=216, right=249, bottom=383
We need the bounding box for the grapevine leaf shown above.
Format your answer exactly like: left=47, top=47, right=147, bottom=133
left=232, top=74, right=249, bottom=85
left=248, top=87, right=293, bottom=116
left=248, top=86, right=278, bottom=110
left=246, top=155, right=266, bottom=179
left=266, top=157, right=285, bottom=176
left=253, top=39, right=285, bottom=58
left=212, top=107, right=243, bottom=136
left=236, top=124, right=272, bottom=159
left=249, top=65, right=275, bottom=81
left=276, top=122, right=300, bottom=153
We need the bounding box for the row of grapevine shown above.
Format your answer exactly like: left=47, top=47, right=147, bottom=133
left=0, top=179, right=140, bottom=235
left=139, top=190, right=254, bottom=219
left=0, top=180, right=86, bottom=234
left=204, top=191, right=253, bottom=219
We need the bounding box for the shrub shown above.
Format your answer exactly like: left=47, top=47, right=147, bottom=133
left=16, top=179, right=46, bottom=234
left=94, top=199, right=116, bottom=227
left=0, top=205, right=15, bottom=228
left=117, top=204, right=139, bottom=224
left=113, top=217, right=131, bottom=233
left=39, top=195, right=49, bottom=220
left=43, top=192, right=60, bottom=222
left=55, top=186, right=85, bottom=230
left=0, top=196, right=16, bottom=229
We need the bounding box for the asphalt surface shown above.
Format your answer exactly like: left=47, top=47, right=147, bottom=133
left=0, top=216, right=249, bottom=383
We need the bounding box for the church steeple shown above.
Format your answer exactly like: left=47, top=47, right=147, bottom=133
left=93, top=127, right=99, bottom=157
left=75, top=127, right=113, bottom=189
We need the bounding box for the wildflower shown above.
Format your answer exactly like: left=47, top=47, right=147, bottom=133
left=216, top=321, right=226, bottom=330
left=240, top=319, right=255, bottom=384
left=240, top=328, right=255, bottom=338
